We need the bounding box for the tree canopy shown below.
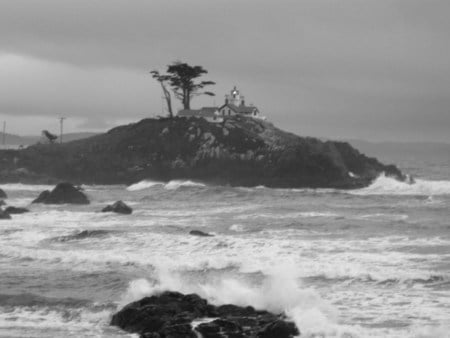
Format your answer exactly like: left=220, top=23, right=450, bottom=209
left=151, top=61, right=215, bottom=112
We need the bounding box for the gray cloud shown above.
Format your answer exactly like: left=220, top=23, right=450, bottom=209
left=0, top=0, right=449, bottom=141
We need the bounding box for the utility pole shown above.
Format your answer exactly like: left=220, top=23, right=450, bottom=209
left=59, top=117, right=66, bottom=144
left=2, top=121, right=5, bottom=146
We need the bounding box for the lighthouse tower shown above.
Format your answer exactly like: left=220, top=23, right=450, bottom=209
left=225, top=86, right=245, bottom=106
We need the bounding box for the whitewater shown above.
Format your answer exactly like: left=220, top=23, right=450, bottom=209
left=0, top=157, right=449, bottom=337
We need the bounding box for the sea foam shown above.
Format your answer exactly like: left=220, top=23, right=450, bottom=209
left=0, top=183, right=54, bottom=192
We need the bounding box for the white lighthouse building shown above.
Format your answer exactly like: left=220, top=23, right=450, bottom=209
left=218, top=86, right=262, bottom=118
left=177, top=86, right=264, bottom=122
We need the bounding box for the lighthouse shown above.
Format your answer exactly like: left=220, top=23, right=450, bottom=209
left=225, top=86, right=245, bottom=106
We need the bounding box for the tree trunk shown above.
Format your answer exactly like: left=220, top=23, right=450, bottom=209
left=183, top=89, right=190, bottom=109
left=160, top=82, right=173, bottom=118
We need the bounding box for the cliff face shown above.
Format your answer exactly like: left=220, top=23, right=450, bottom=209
left=0, top=116, right=405, bottom=188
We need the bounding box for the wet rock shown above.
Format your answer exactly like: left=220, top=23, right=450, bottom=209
left=159, top=323, right=196, bottom=338
left=4, top=206, right=29, bottom=214
left=189, top=230, right=214, bottom=237
left=0, top=188, right=6, bottom=198
left=0, top=208, right=11, bottom=219
left=196, top=319, right=243, bottom=337
left=111, top=291, right=300, bottom=338
left=32, top=183, right=89, bottom=205
left=102, top=200, right=132, bottom=214
left=259, top=320, right=300, bottom=338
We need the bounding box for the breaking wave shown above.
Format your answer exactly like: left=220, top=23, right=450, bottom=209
left=351, top=173, right=450, bottom=196
left=119, top=263, right=361, bottom=337
left=126, top=180, right=163, bottom=191
left=164, top=180, right=206, bottom=190
left=127, top=179, right=206, bottom=191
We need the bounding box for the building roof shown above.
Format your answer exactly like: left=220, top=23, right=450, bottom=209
left=219, top=103, right=259, bottom=114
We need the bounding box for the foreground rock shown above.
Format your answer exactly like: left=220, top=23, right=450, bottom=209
left=190, top=230, right=214, bottom=237
left=4, top=206, right=29, bottom=214
left=102, top=200, right=132, bottom=214
left=111, top=291, right=299, bottom=338
left=0, top=188, right=6, bottom=198
left=0, top=116, right=406, bottom=188
left=32, top=182, right=90, bottom=204
left=0, top=208, right=11, bottom=219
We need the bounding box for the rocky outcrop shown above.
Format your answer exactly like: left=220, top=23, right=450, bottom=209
left=0, top=116, right=406, bottom=189
left=111, top=291, right=299, bottom=338
left=4, top=206, right=29, bottom=214
left=189, top=230, right=214, bottom=237
left=102, top=200, right=132, bottom=215
left=0, top=188, right=6, bottom=199
left=32, top=182, right=90, bottom=204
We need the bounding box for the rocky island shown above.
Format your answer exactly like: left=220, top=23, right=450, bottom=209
left=0, top=115, right=405, bottom=188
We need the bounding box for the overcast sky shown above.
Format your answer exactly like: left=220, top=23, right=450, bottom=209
left=0, top=0, right=449, bottom=142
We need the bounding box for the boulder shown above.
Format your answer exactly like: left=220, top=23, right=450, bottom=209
left=33, top=190, right=51, bottom=203
left=0, top=188, right=6, bottom=199
left=4, top=206, right=29, bottom=214
left=0, top=208, right=11, bottom=220
left=0, top=200, right=5, bottom=206
left=102, top=200, right=132, bottom=214
left=32, top=183, right=89, bottom=205
left=111, top=291, right=300, bottom=338
left=189, top=230, right=214, bottom=237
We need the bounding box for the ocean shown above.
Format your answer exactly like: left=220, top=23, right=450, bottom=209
left=0, top=148, right=449, bottom=338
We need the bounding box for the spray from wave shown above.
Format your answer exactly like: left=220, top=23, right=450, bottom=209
left=119, top=263, right=362, bottom=337
left=351, top=173, right=450, bottom=196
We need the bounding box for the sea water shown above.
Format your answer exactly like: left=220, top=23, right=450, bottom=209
left=0, top=155, right=449, bottom=337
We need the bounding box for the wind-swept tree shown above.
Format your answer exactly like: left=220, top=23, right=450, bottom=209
left=150, top=70, right=173, bottom=118
left=42, top=130, right=58, bottom=144
left=151, top=61, right=215, bottom=111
